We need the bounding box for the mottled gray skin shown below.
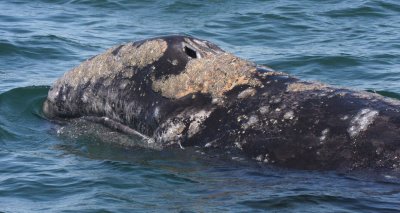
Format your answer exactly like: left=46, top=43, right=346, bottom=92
left=43, top=35, right=400, bottom=171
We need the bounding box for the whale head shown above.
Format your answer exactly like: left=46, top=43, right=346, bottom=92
left=42, top=35, right=259, bottom=127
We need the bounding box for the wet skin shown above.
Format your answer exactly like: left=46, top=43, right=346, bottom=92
left=43, top=35, right=400, bottom=171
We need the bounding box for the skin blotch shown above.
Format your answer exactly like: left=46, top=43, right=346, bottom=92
left=152, top=53, right=261, bottom=99
left=237, top=87, right=257, bottom=99
left=286, top=82, right=327, bottom=92
left=51, top=39, right=167, bottom=91
left=156, top=107, right=215, bottom=145
left=257, top=70, right=288, bottom=77
left=348, top=108, right=379, bottom=138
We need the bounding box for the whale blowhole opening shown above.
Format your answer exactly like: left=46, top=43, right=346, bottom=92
left=184, top=46, right=198, bottom=59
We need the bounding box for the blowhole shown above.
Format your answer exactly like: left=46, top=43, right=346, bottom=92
left=184, top=46, right=198, bottom=59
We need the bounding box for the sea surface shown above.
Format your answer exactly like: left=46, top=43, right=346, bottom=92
left=1, top=0, right=400, bottom=212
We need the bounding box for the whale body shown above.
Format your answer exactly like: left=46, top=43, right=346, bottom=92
left=43, top=35, right=400, bottom=171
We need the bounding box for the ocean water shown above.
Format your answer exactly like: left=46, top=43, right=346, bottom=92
left=1, top=0, right=400, bottom=212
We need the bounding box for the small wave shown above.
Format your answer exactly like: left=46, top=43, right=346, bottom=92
left=277, top=55, right=362, bottom=70
left=261, top=13, right=292, bottom=21
left=0, top=175, right=97, bottom=201
left=0, top=86, right=49, bottom=114
left=0, top=125, right=16, bottom=143
left=142, top=173, right=199, bottom=185
left=376, top=1, right=400, bottom=13
left=0, top=38, right=76, bottom=61
left=366, top=90, right=400, bottom=100
left=0, top=14, right=24, bottom=23
left=66, top=0, right=124, bottom=9
left=0, top=86, right=49, bottom=138
left=240, top=194, right=354, bottom=209
left=239, top=194, right=400, bottom=212
left=324, top=5, right=387, bottom=18
left=163, top=1, right=206, bottom=12
left=0, top=41, right=20, bottom=56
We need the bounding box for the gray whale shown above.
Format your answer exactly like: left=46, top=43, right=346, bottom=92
left=43, top=35, right=400, bottom=171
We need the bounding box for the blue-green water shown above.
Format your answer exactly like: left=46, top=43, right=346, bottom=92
left=1, top=0, right=400, bottom=212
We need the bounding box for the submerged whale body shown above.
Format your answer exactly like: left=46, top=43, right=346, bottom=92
left=43, top=35, right=400, bottom=171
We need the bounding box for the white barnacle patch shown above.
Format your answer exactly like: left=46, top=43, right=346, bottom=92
left=153, top=107, right=160, bottom=120
left=81, top=93, right=88, bottom=103
left=104, top=102, right=113, bottom=114
left=320, top=128, right=329, bottom=142
left=158, top=120, right=186, bottom=143
left=56, top=127, right=65, bottom=135
left=341, top=115, right=349, bottom=120
left=187, top=109, right=213, bottom=138
left=169, top=59, right=178, bottom=66
left=46, top=86, right=60, bottom=103
left=259, top=106, right=270, bottom=114
left=237, top=87, right=256, bottom=99
left=204, top=142, right=213, bottom=148
left=211, top=97, right=224, bottom=105
left=241, top=115, right=259, bottom=129
left=157, top=107, right=214, bottom=145
left=269, top=96, right=282, bottom=104
left=253, top=154, right=271, bottom=163
left=283, top=110, right=294, bottom=120
left=348, top=108, right=379, bottom=138
left=119, top=80, right=129, bottom=89
left=270, top=119, right=278, bottom=124
left=234, top=141, right=243, bottom=150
